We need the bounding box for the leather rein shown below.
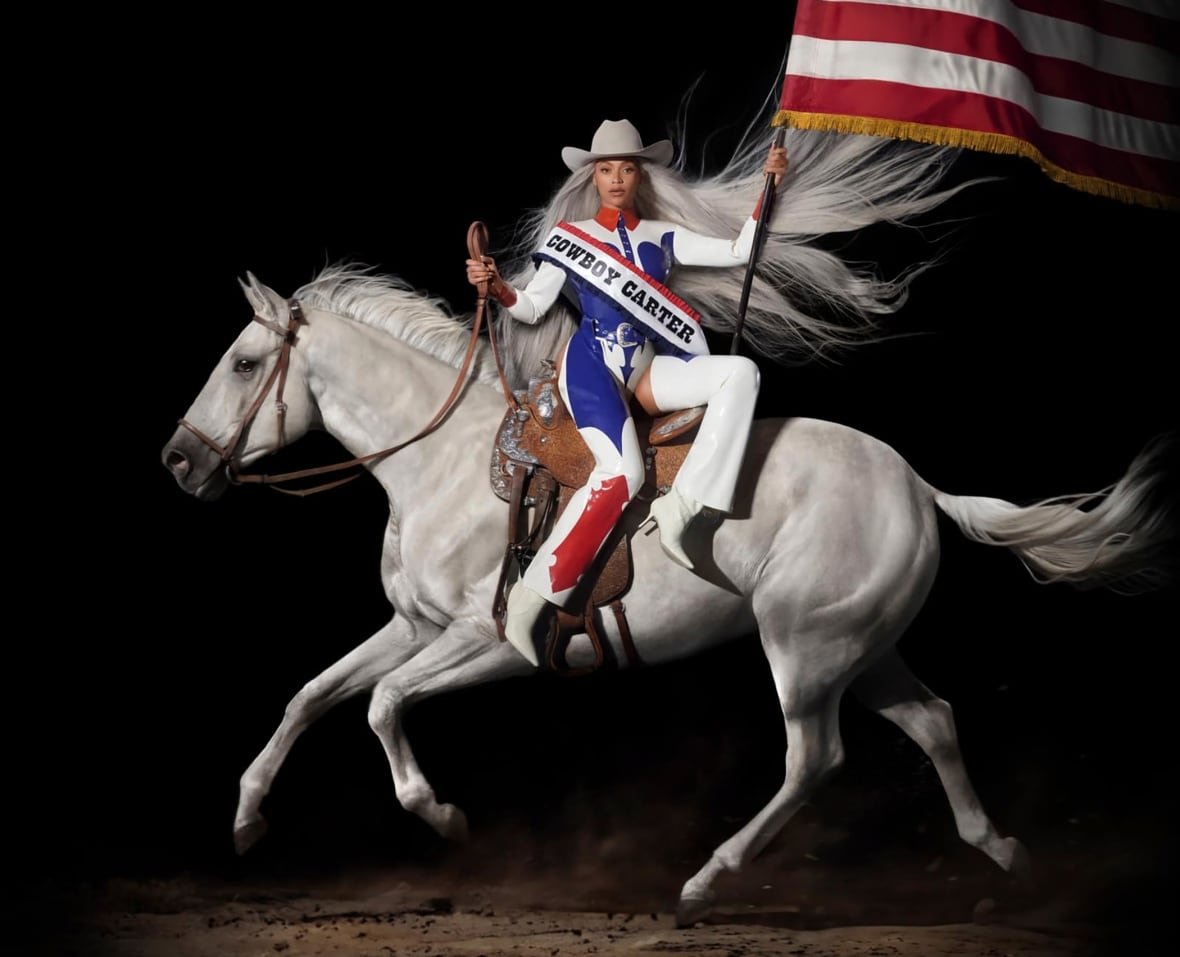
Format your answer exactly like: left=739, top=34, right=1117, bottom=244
left=178, top=222, right=517, bottom=496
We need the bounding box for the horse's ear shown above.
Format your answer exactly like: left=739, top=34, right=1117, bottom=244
left=238, top=271, right=286, bottom=322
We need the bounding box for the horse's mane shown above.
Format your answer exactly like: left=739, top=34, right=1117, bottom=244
left=293, top=264, right=499, bottom=385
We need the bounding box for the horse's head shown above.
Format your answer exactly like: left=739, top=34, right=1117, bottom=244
left=161, top=273, right=320, bottom=500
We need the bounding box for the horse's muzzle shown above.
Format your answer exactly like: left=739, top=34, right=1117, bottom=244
left=161, top=428, right=230, bottom=500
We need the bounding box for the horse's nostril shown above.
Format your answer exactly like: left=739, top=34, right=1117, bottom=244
left=165, top=448, right=189, bottom=476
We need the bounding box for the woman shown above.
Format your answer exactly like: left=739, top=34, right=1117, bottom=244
left=471, top=114, right=969, bottom=665
left=468, top=118, right=788, bottom=665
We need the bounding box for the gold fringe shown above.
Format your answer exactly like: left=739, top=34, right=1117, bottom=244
left=772, top=109, right=1179, bottom=212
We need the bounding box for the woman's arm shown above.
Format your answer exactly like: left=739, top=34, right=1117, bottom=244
left=465, top=258, right=567, bottom=325
left=670, top=220, right=760, bottom=267
left=670, top=143, right=788, bottom=268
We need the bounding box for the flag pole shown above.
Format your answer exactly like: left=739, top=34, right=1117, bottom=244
left=730, top=123, right=787, bottom=355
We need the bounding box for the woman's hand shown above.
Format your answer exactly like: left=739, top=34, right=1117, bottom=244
left=764, top=145, right=789, bottom=188
left=466, top=255, right=517, bottom=307
left=466, top=255, right=500, bottom=288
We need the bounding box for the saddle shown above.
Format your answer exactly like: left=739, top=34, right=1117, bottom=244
left=490, top=360, right=702, bottom=675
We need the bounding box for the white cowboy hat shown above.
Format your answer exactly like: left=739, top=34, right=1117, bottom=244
left=561, top=119, right=674, bottom=171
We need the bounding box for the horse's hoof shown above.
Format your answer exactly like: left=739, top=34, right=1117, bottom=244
left=436, top=804, right=469, bottom=843
left=675, top=893, right=715, bottom=928
left=233, top=817, right=269, bottom=856
left=997, top=836, right=1038, bottom=895
left=1003, top=837, right=1033, bottom=877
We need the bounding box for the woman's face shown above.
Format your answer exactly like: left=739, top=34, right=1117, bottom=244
left=593, top=158, right=642, bottom=210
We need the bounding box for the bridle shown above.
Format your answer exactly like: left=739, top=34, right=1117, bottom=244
left=177, top=222, right=518, bottom=497
left=177, top=297, right=316, bottom=489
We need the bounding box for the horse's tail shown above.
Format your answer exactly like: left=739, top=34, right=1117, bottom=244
left=926, top=436, right=1177, bottom=595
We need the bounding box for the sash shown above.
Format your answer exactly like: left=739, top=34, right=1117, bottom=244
left=534, top=221, right=708, bottom=356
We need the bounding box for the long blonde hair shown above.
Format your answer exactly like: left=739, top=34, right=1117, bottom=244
left=494, top=111, right=978, bottom=387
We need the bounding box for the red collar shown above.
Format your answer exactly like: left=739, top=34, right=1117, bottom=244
left=594, top=206, right=640, bottom=231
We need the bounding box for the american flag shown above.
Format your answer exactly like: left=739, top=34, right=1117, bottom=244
left=778, top=0, right=1180, bottom=208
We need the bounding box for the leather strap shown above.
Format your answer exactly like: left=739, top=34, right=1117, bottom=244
left=611, top=599, right=641, bottom=668
left=548, top=607, right=606, bottom=677
left=467, top=221, right=520, bottom=412
left=493, top=460, right=532, bottom=642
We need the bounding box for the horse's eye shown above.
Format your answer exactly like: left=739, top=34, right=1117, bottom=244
left=235, top=359, right=258, bottom=376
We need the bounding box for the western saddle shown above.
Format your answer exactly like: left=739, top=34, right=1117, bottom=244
left=490, top=360, right=702, bottom=676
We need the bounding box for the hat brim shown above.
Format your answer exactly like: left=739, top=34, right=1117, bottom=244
left=561, top=139, right=674, bottom=172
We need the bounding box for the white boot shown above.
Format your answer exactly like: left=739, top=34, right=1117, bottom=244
left=647, top=486, right=704, bottom=570
left=646, top=354, right=759, bottom=514
left=503, top=582, right=548, bottom=667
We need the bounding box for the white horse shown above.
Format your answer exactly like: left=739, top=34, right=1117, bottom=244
left=161, top=266, right=1173, bottom=925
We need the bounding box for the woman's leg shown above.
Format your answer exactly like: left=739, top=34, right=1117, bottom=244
left=506, top=334, right=645, bottom=663
left=639, top=354, right=760, bottom=511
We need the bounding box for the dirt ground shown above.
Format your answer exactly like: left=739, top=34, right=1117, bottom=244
left=33, top=875, right=1087, bottom=957
left=26, top=840, right=1164, bottom=957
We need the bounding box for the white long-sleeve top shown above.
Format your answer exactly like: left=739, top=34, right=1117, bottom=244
left=502, top=207, right=758, bottom=325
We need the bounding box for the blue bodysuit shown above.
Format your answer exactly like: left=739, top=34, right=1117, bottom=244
left=502, top=205, right=759, bottom=603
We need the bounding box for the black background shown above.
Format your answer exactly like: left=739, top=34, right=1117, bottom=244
left=18, top=6, right=1178, bottom=946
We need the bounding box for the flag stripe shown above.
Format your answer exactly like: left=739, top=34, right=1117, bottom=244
left=1011, top=0, right=1180, bottom=47
left=863, top=1, right=1178, bottom=51
left=782, top=0, right=1180, bottom=207
left=785, top=75, right=1180, bottom=197
left=788, top=1, right=1180, bottom=100
left=792, top=1, right=1179, bottom=118
left=786, top=36, right=1179, bottom=157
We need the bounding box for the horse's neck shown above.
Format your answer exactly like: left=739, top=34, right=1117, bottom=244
left=304, top=310, right=503, bottom=502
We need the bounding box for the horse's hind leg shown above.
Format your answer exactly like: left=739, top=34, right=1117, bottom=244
left=851, top=649, right=1031, bottom=879
left=234, top=616, right=425, bottom=855
left=677, top=640, right=847, bottom=927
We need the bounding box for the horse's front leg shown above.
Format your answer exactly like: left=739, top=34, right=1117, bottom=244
left=366, top=616, right=532, bottom=841
left=235, top=615, right=429, bottom=854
